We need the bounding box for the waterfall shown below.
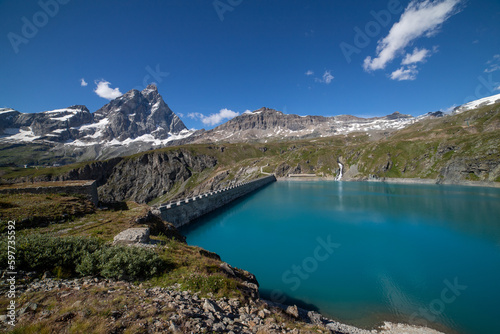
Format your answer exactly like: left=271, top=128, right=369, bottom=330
left=335, top=162, right=343, bottom=181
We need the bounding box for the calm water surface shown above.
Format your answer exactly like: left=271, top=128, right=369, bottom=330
left=180, top=181, right=500, bottom=334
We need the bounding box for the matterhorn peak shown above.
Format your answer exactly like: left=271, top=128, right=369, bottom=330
left=141, top=84, right=159, bottom=96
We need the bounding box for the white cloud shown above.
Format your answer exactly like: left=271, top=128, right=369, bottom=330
left=315, top=70, right=334, bottom=84
left=402, top=47, right=431, bottom=65
left=495, top=85, right=500, bottom=91
left=188, top=112, right=203, bottom=119
left=188, top=108, right=240, bottom=126
left=94, top=80, right=122, bottom=100
left=390, top=65, right=419, bottom=81
left=485, top=54, right=500, bottom=73
left=363, top=0, right=462, bottom=72
left=305, top=70, right=314, bottom=76
left=80, top=78, right=88, bottom=87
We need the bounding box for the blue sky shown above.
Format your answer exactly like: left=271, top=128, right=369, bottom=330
left=1, top=0, right=499, bottom=130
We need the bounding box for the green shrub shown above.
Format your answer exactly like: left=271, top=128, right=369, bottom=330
left=0, top=234, right=102, bottom=274
left=76, top=246, right=167, bottom=280
left=0, top=234, right=168, bottom=280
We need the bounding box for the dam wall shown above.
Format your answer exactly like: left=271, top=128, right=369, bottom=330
left=158, top=175, right=276, bottom=228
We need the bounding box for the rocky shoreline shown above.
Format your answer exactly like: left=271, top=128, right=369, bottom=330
left=1, top=275, right=445, bottom=334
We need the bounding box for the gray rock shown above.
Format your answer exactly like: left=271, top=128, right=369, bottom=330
left=113, top=228, right=150, bottom=244
left=18, top=302, right=37, bottom=316
left=169, top=322, right=180, bottom=332
left=220, top=262, right=235, bottom=276
left=286, top=305, right=299, bottom=318
left=212, top=322, right=226, bottom=331
left=307, top=310, right=322, bottom=325
left=203, top=299, right=222, bottom=314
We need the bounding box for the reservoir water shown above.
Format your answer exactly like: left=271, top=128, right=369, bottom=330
left=180, top=181, right=500, bottom=334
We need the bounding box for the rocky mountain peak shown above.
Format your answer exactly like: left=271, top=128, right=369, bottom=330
left=141, top=84, right=159, bottom=97
left=385, top=111, right=413, bottom=120
left=89, top=85, right=187, bottom=142
left=252, top=107, right=282, bottom=115
left=67, top=105, right=90, bottom=113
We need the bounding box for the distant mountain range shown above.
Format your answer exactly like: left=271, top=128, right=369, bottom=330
left=190, top=107, right=416, bottom=143
left=1, top=85, right=499, bottom=164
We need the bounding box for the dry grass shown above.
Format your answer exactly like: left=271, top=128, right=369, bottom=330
left=0, top=193, right=96, bottom=232
left=7, top=284, right=152, bottom=334
left=0, top=180, right=93, bottom=190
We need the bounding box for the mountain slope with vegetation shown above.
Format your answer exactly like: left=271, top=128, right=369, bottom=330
left=1, top=102, right=499, bottom=206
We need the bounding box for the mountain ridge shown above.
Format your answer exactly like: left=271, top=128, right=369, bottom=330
left=1, top=99, right=499, bottom=204
left=1, top=91, right=500, bottom=166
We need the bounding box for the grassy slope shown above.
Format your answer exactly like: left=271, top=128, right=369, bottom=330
left=0, top=194, right=250, bottom=298
left=356, top=103, right=500, bottom=180
left=0, top=143, right=60, bottom=167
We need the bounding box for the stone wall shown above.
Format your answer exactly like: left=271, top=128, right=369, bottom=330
left=0, top=180, right=99, bottom=206
left=158, top=175, right=276, bottom=227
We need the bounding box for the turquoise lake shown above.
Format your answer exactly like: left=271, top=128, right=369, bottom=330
left=180, top=181, right=500, bottom=334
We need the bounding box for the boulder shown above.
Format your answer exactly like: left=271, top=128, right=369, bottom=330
left=286, top=305, right=299, bottom=318
left=113, top=228, right=150, bottom=245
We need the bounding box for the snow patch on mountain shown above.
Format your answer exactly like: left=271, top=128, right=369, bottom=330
left=454, top=93, right=500, bottom=113
left=4, top=128, right=40, bottom=141
left=0, top=108, right=17, bottom=115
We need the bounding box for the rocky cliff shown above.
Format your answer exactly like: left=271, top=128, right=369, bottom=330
left=97, top=150, right=218, bottom=203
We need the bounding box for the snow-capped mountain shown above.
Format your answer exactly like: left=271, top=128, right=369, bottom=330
left=0, top=85, right=192, bottom=147
left=190, top=93, right=500, bottom=143
left=453, top=93, right=500, bottom=114
left=1, top=90, right=499, bottom=164
left=189, top=107, right=417, bottom=143
left=0, top=106, right=92, bottom=142
left=84, top=85, right=188, bottom=145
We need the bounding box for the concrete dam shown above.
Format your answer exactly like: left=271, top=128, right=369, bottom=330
left=158, top=175, right=276, bottom=227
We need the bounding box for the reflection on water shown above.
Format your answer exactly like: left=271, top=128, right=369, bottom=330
left=181, top=181, right=500, bottom=334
